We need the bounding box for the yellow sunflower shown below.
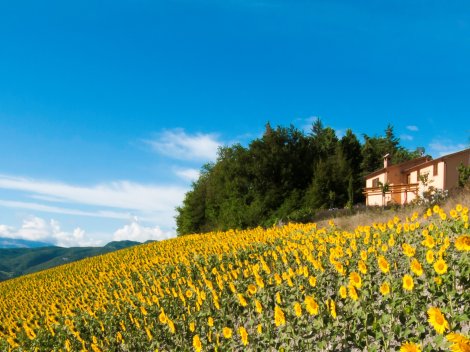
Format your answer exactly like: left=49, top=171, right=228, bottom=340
left=207, top=317, right=214, bottom=327
left=274, top=305, right=286, bottom=326
left=400, top=341, right=421, bottom=352
left=348, top=285, right=359, bottom=301
left=237, top=293, right=248, bottom=307
left=358, top=260, right=367, bottom=274
left=238, top=326, right=248, bottom=346
left=254, top=299, right=263, bottom=314
left=339, top=285, right=347, bottom=299
left=455, top=235, right=470, bottom=251
left=222, top=327, right=232, bottom=339
left=427, top=307, right=449, bottom=334
left=326, top=299, right=337, bottom=319
left=434, top=258, right=448, bottom=275
left=247, top=284, right=257, bottom=295
left=426, top=250, right=435, bottom=264
left=380, top=282, right=390, bottom=296
left=422, top=235, right=435, bottom=249
left=193, top=334, right=202, bottom=352
left=403, top=274, right=414, bottom=291
left=446, top=333, right=470, bottom=352
left=293, top=302, right=302, bottom=317
left=402, top=243, right=416, bottom=257
left=309, top=276, right=317, bottom=287
left=410, top=258, right=423, bottom=276
left=304, top=296, right=319, bottom=315
left=378, top=255, right=390, bottom=273
left=349, top=272, right=362, bottom=288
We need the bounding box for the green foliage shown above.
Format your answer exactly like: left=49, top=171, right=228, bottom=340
left=458, top=163, right=470, bottom=188
left=413, top=173, right=449, bottom=207
left=176, top=121, right=420, bottom=235
left=361, top=124, right=419, bottom=175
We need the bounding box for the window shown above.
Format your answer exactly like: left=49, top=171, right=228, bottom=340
left=433, top=163, right=438, bottom=176
left=407, top=174, right=411, bottom=184
left=372, top=178, right=379, bottom=187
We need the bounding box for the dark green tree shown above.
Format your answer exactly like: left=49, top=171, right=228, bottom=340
left=458, top=163, right=470, bottom=188
left=175, top=121, right=420, bottom=235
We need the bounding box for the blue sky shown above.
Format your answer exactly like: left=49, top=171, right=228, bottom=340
left=0, top=0, right=469, bottom=246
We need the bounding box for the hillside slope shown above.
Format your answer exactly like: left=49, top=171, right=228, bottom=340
left=0, top=240, right=140, bottom=281
left=0, top=237, right=52, bottom=248
left=0, top=203, right=468, bottom=351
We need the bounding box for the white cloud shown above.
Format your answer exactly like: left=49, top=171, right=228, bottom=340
left=0, top=216, right=102, bottom=247
left=113, top=220, right=174, bottom=242
left=406, top=125, right=419, bottom=131
left=335, top=129, right=345, bottom=139
left=175, top=168, right=200, bottom=182
left=0, top=199, right=132, bottom=220
left=0, top=175, right=186, bottom=212
left=400, top=134, right=414, bottom=141
left=428, top=140, right=467, bottom=157
left=147, top=129, right=222, bottom=161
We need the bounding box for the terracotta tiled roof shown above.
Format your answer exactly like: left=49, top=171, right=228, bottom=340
left=403, top=148, right=470, bottom=173
left=364, top=156, right=430, bottom=179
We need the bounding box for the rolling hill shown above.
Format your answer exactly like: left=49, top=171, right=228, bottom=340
left=0, top=240, right=140, bottom=282
left=0, top=237, right=53, bottom=248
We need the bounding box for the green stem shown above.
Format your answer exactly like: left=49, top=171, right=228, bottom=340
left=364, top=313, right=369, bottom=351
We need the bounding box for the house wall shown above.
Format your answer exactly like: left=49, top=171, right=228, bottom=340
left=365, top=172, right=390, bottom=206
left=428, top=161, right=445, bottom=189
left=365, top=173, right=386, bottom=188
left=407, top=191, right=417, bottom=203
left=409, top=170, right=419, bottom=184
left=391, top=189, right=402, bottom=204
left=386, top=166, right=405, bottom=185
left=404, top=170, right=421, bottom=203
left=367, top=194, right=385, bottom=206
left=417, top=164, right=436, bottom=196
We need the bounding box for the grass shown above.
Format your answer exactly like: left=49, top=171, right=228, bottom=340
left=318, top=188, right=470, bottom=231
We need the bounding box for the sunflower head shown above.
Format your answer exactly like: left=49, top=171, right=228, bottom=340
left=400, top=341, right=421, bottom=352
left=403, top=274, right=414, bottom=291
left=380, top=282, right=390, bottom=296
left=427, top=307, right=449, bottom=334
left=434, top=258, right=448, bottom=275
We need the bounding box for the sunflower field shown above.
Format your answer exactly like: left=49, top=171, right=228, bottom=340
left=0, top=204, right=469, bottom=351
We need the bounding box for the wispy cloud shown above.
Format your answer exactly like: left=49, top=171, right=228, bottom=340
left=406, top=125, right=419, bottom=131
left=428, top=140, right=467, bottom=157
left=400, top=134, right=414, bottom=141
left=0, top=174, right=187, bottom=229
left=147, top=129, right=222, bottom=161
left=0, top=199, right=132, bottom=220
left=175, top=168, right=200, bottom=182
left=0, top=175, right=186, bottom=213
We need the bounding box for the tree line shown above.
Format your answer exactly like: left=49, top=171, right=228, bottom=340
left=176, top=119, right=422, bottom=235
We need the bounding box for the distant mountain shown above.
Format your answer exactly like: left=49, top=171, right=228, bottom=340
left=0, top=237, right=53, bottom=249
left=0, top=240, right=140, bottom=282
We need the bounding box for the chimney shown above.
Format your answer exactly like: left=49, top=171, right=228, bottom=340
left=383, top=153, right=391, bottom=168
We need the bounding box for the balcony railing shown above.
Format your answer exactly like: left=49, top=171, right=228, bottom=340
left=363, top=183, right=419, bottom=205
